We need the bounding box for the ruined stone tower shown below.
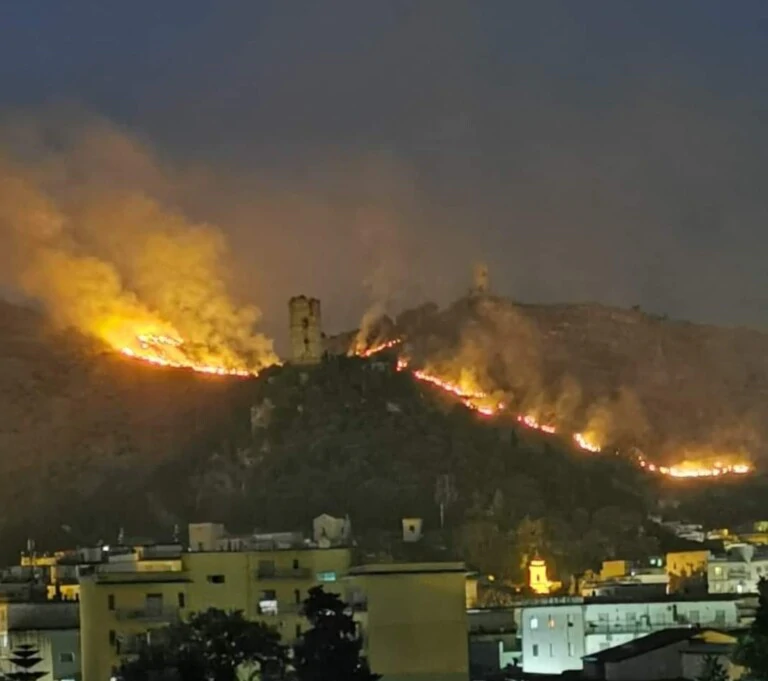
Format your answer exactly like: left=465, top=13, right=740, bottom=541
left=289, top=295, right=323, bottom=365
left=471, top=262, right=490, bottom=296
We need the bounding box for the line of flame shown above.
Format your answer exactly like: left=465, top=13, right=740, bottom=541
left=120, top=334, right=254, bottom=377
left=356, top=346, right=754, bottom=480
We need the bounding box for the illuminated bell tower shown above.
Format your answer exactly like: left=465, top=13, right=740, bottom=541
left=528, top=556, right=551, bottom=595
left=289, top=295, right=323, bottom=365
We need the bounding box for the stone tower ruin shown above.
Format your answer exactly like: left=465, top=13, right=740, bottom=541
left=288, top=295, right=323, bottom=365
left=471, top=262, right=490, bottom=296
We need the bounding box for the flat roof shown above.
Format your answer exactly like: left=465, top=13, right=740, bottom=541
left=521, top=593, right=744, bottom=609
left=349, top=562, right=467, bottom=576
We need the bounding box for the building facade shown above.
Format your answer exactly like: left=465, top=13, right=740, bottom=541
left=520, top=596, right=740, bottom=675
left=0, top=603, right=80, bottom=681
left=348, top=563, right=469, bottom=681
left=708, top=544, right=768, bottom=595
left=80, top=539, right=351, bottom=681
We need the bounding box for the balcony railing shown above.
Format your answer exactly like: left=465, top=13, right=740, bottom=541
left=586, top=618, right=722, bottom=636
left=255, top=567, right=311, bottom=580
left=115, top=606, right=180, bottom=622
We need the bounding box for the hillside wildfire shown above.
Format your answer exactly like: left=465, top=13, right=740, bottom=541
left=340, top=296, right=763, bottom=478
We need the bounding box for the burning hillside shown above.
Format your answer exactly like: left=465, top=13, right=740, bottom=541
left=346, top=293, right=759, bottom=481
left=0, top=122, right=278, bottom=378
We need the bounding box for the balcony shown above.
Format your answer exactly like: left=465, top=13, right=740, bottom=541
left=115, top=606, right=180, bottom=623
left=255, top=567, right=311, bottom=580
left=586, top=618, right=716, bottom=636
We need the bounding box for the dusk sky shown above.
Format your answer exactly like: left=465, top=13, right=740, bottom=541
left=2, top=1, right=768, bottom=345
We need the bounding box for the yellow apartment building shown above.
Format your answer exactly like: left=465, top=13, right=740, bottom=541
left=79, top=545, right=351, bottom=681
left=348, top=562, right=469, bottom=681
left=666, top=550, right=710, bottom=578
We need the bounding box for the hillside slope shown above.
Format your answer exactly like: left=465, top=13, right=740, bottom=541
left=331, top=296, right=768, bottom=463
left=0, top=295, right=766, bottom=570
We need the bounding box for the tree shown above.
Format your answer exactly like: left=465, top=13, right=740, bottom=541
left=697, top=655, right=728, bottom=681
left=117, top=608, right=285, bottom=681
left=294, top=586, right=379, bottom=681
left=732, top=578, right=768, bottom=680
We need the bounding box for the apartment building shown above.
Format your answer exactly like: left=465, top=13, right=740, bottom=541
left=520, top=595, right=740, bottom=675
left=708, top=543, right=768, bottom=595
left=79, top=524, right=351, bottom=681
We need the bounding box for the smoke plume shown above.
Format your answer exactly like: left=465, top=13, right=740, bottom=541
left=0, top=118, right=277, bottom=372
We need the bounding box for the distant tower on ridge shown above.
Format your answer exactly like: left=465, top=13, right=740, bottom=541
left=289, top=295, right=323, bottom=365
left=470, top=261, right=490, bottom=297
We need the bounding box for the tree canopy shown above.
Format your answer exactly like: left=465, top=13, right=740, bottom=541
left=117, top=608, right=285, bottom=681
left=294, top=586, right=379, bottom=681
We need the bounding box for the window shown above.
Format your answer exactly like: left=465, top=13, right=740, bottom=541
left=59, top=652, right=75, bottom=664
left=258, top=560, right=276, bottom=577
left=292, top=559, right=300, bottom=570
left=294, top=589, right=301, bottom=604
left=108, top=630, right=116, bottom=646
left=532, top=644, right=539, bottom=657
left=107, top=594, right=115, bottom=611
left=145, top=594, right=163, bottom=614
left=566, top=613, right=575, bottom=627
left=529, top=616, right=539, bottom=630
left=715, top=566, right=723, bottom=576
left=316, top=571, right=337, bottom=582
left=178, top=593, right=186, bottom=608
left=715, top=609, right=726, bottom=624
left=197, top=542, right=204, bottom=551
left=547, top=616, right=555, bottom=629
left=207, top=574, right=225, bottom=584
left=295, top=623, right=302, bottom=639
left=259, top=589, right=278, bottom=615
left=568, top=643, right=575, bottom=657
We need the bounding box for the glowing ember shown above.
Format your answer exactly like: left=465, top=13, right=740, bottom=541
left=573, top=432, right=601, bottom=453
left=120, top=334, right=253, bottom=377
left=517, top=414, right=557, bottom=434
left=356, top=338, right=402, bottom=357
left=636, top=453, right=751, bottom=478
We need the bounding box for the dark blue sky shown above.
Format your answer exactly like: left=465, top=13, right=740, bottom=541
left=2, top=1, right=768, bottom=340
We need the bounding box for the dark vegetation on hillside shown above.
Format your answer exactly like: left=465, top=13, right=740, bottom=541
left=1, top=297, right=767, bottom=578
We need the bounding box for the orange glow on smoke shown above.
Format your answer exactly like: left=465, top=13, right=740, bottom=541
left=356, top=341, right=755, bottom=479
left=573, top=432, right=601, bottom=453
left=120, top=334, right=253, bottom=377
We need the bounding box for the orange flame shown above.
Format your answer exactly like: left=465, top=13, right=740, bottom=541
left=356, top=338, right=403, bottom=358
left=361, top=349, right=754, bottom=479
left=517, top=414, right=557, bottom=434
left=120, top=334, right=253, bottom=377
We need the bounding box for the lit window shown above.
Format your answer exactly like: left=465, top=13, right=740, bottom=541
left=715, top=566, right=723, bottom=576
left=532, top=644, right=539, bottom=657
left=548, top=616, right=555, bottom=629
left=316, top=571, right=337, bottom=582
left=258, top=599, right=278, bottom=615
left=530, top=616, right=539, bottom=630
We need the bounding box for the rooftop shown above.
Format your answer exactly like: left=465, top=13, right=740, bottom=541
left=349, top=561, right=467, bottom=576
left=583, top=628, right=705, bottom=663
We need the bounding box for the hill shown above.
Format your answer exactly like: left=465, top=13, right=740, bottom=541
left=0, top=295, right=767, bottom=577
left=331, top=296, right=768, bottom=466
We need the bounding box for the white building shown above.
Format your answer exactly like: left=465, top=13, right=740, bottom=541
left=708, top=544, right=768, bottom=595
left=520, top=596, right=739, bottom=675
left=0, top=602, right=80, bottom=681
